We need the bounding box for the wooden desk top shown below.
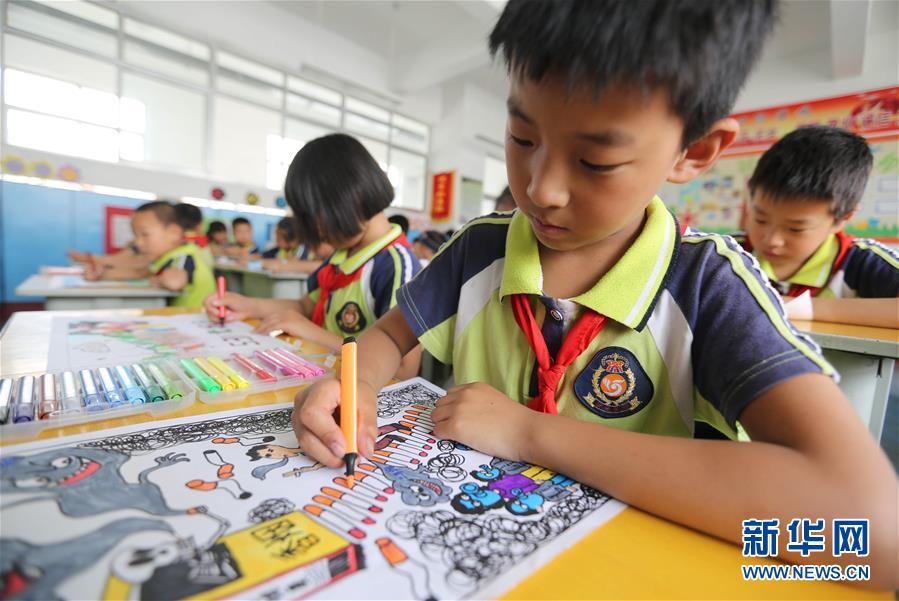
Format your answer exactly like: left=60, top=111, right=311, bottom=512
left=214, top=262, right=310, bottom=280
left=0, top=308, right=887, bottom=600
left=15, top=274, right=178, bottom=298
left=793, top=319, right=899, bottom=358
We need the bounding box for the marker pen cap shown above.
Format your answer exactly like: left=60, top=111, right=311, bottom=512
left=78, top=369, right=106, bottom=411
left=0, top=378, right=13, bottom=423
left=59, top=371, right=83, bottom=413
left=13, top=376, right=35, bottom=423
left=96, top=367, right=125, bottom=407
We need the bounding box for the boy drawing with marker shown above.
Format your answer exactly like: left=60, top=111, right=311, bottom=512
left=735, top=125, right=899, bottom=328
left=88, top=201, right=215, bottom=308
left=293, top=0, right=897, bottom=586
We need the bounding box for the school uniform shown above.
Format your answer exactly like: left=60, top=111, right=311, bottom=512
left=397, top=198, right=834, bottom=438
left=261, top=246, right=311, bottom=260
left=307, top=224, right=421, bottom=337
left=149, top=243, right=215, bottom=308
left=733, top=232, right=899, bottom=298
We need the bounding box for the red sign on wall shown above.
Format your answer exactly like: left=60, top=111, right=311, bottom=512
left=105, top=206, right=135, bottom=254
left=430, top=171, right=454, bottom=222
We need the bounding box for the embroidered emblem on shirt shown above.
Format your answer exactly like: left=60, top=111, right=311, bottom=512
left=336, top=301, right=366, bottom=334
left=574, top=347, right=653, bottom=418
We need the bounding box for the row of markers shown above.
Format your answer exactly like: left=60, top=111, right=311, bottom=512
left=177, top=350, right=325, bottom=393
left=0, top=362, right=183, bottom=424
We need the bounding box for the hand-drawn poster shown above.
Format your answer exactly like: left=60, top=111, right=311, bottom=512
left=47, top=314, right=298, bottom=371
left=0, top=379, right=625, bottom=601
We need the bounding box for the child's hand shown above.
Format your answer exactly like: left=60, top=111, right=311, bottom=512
left=262, top=259, right=284, bottom=272
left=292, top=378, right=378, bottom=468
left=67, top=249, right=90, bottom=263
left=432, top=383, right=537, bottom=461
left=83, top=264, right=105, bottom=281
left=203, top=291, right=259, bottom=323
left=254, top=310, right=315, bottom=338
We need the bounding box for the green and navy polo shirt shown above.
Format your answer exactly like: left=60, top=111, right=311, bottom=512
left=150, top=243, right=215, bottom=308
left=733, top=232, right=899, bottom=298
left=262, top=245, right=311, bottom=260
left=397, top=197, right=835, bottom=438
left=308, top=224, right=421, bottom=338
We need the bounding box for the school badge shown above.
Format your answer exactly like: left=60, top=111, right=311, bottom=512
left=573, top=347, right=653, bottom=418
left=336, top=301, right=366, bottom=334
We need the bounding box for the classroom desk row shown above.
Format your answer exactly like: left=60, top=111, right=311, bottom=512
left=215, top=261, right=310, bottom=299
left=0, top=307, right=889, bottom=600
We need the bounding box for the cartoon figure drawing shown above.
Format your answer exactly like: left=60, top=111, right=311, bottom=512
left=186, top=450, right=252, bottom=500
left=0, top=448, right=194, bottom=518
left=451, top=459, right=576, bottom=516
left=245, top=443, right=323, bottom=481
left=380, top=465, right=451, bottom=507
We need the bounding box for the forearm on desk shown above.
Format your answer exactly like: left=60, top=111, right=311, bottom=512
left=809, top=297, right=899, bottom=328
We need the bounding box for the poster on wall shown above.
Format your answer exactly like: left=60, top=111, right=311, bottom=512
left=660, top=86, right=898, bottom=240
left=105, top=206, right=136, bottom=254
left=430, top=171, right=454, bottom=222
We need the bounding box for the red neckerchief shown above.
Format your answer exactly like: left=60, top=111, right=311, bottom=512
left=510, top=294, right=608, bottom=414
left=311, top=236, right=408, bottom=326
left=740, top=231, right=855, bottom=297
left=184, top=234, right=209, bottom=248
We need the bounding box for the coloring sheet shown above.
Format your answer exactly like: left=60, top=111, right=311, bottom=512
left=47, top=314, right=296, bottom=371
left=0, top=379, right=625, bottom=601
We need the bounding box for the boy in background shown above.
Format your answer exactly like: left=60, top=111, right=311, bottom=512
left=87, top=201, right=214, bottom=308
left=207, top=220, right=229, bottom=257
left=227, top=217, right=259, bottom=258
left=737, top=125, right=898, bottom=327
left=175, top=202, right=213, bottom=266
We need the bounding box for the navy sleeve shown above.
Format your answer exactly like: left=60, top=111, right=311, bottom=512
left=370, top=245, right=422, bottom=318
left=842, top=242, right=899, bottom=298
left=261, top=247, right=279, bottom=259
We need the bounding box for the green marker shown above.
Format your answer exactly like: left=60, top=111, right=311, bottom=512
left=132, top=363, right=165, bottom=402
left=179, top=358, right=222, bottom=393
left=148, top=362, right=184, bottom=399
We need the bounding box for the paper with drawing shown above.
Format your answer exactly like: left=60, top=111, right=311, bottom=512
left=0, top=379, right=625, bottom=600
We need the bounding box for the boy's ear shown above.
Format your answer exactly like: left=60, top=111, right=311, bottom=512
left=667, top=118, right=740, bottom=184
left=833, top=208, right=858, bottom=231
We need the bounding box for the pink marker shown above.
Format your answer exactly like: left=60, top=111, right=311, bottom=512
left=269, top=348, right=315, bottom=377
left=230, top=353, right=277, bottom=382
left=254, top=350, right=302, bottom=376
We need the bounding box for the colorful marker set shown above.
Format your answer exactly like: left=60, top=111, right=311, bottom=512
left=173, top=349, right=329, bottom=403
left=0, top=362, right=195, bottom=440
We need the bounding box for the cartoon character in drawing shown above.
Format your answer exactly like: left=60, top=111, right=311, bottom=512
left=381, top=465, right=451, bottom=507
left=246, top=443, right=324, bottom=480
left=450, top=459, right=576, bottom=516
left=0, top=447, right=228, bottom=600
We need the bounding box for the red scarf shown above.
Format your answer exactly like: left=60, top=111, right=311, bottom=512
left=510, top=294, right=608, bottom=414
left=741, top=231, right=855, bottom=297
left=311, top=234, right=410, bottom=326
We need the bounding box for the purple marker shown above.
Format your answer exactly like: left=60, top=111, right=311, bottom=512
left=254, top=350, right=301, bottom=376
left=13, top=375, right=35, bottom=423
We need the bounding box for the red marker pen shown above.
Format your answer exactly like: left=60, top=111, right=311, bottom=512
left=216, top=275, right=226, bottom=326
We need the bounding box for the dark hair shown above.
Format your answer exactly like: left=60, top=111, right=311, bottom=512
left=488, top=0, right=778, bottom=145
left=232, top=217, right=251, bottom=228
left=174, top=203, right=203, bottom=230
left=135, top=201, right=179, bottom=227
left=748, top=126, right=873, bottom=220
left=388, top=214, right=410, bottom=234
left=206, top=220, right=227, bottom=237
left=284, top=133, right=394, bottom=247
left=245, top=445, right=267, bottom=461
left=276, top=216, right=299, bottom=243
left=417, top=230, right=448, bottom=254
left=495, top=186, right=515, bottom=211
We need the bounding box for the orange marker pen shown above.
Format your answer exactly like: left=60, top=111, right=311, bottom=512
left=340, top=336, right=358, bottom=484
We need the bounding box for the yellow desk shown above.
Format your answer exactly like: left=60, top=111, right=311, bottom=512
left=0, top=309, right=889, bottom=600
left=794, top=320, right=898, bottom=441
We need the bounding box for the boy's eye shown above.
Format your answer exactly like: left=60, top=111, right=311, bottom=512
left=509, top=134, right=534, bottom=148
left=788, top=228, right=806, bottom=233
left=580, top=159, right=621, bottom=173
left=753, top=218, right=767, bottom=225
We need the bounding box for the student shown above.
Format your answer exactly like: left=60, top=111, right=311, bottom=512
left=175, top=202, right=213, bottom=266
left=388, top=214, right=410, bottom=234
left=207, top=221, right=230, bottom=258
left=735, top=125, right=899, bottom=328
left=204, top=134, right=423, bottom=378
left=494, top=186, right=516, bottom=212
left=87, top=201, right=215, bottom=308
left=260, top=217, right=321, bottom=273
left=290, top=1, right=897, bottom=586
left=411, top=230, right=448, bottom=265
left=226, top=217, right=259, bottom=258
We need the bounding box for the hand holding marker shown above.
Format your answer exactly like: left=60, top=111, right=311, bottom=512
left=217, top=275, right=227, bottom=326
left=341, top=336, right=358, bottom=484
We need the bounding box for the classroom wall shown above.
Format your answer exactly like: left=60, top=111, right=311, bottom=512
left=0, top=181, right=283, bottom=303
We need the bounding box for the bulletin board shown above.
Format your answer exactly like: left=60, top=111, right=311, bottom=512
left=104, top=205, right=136, bottom=254
left=659, top=86, right=899, bottom=241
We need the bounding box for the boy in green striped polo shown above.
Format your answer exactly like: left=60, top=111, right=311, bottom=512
left=292, top=1, right=898, bottom=584
left=736, top=125, right=898, bottom=328
left=85, top=201, right=214, bottom=308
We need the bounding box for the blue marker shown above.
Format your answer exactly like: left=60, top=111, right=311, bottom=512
left=0, top=378, right=13, bottom=424
left=97, top=367, right=126, bottom=407
left=13, top=375, right=35, bottom=423
left=59, top=371, right=83, bottom=414
left=114, top=365, right=146, bottom=405
left=131, top=363, right=165, bottom=402
left=78, top=369, right=106, bottom=411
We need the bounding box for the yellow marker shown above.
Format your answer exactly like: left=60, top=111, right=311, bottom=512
left=340, top=336, right=358, bottom=485
left=207, top=356, right=251, bottom=389
left=194, top=357, right=236, bottom=391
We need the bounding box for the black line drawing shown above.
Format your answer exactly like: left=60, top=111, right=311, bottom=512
left=248, top=498, right=296, bottom=524
left=377, top=383, right=441, bottom=418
